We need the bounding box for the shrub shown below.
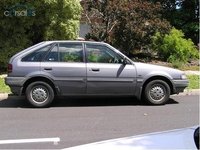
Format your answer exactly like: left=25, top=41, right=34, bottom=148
left=152, top=28, right=199, bottom=66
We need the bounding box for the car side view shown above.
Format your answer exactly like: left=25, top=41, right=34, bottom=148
left=5, top=41, right=188, bottom=108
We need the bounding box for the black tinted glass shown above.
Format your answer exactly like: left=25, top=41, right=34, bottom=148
left=22, top=45, right=52, bottom=62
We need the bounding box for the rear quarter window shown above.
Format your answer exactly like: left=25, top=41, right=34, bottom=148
left=21, top=45, right=52, bottom=62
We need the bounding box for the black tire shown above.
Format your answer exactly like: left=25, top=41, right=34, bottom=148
left=26, top=81, right=54, bottom=108
left=144, top=80, right=170, bottom=105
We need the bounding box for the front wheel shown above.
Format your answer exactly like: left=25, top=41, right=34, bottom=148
left=26, top=81, right=54, bottom=108
left=144, top=80, right=170, bottom=105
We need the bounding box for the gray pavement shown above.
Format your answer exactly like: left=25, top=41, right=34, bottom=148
left=0, top=94, right=199, bottom=149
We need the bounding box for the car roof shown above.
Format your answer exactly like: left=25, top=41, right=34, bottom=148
left=44, top=40, right=106, bottom=45
left=43, top=40, right=104, bottom=43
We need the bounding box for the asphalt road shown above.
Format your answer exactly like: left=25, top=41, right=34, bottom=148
left=0, top=94, right=199, bottom=149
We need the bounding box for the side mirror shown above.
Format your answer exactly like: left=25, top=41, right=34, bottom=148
left=122, top=58, right=128, bottom=65
left=194, top=127, right=199, bottom=149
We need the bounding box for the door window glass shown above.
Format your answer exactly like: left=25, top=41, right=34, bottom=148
left=45, top=44, right=59, bottom=62
left=59, top=43, right=83, bottom=62
left=86, top=44, right=123, bottom=63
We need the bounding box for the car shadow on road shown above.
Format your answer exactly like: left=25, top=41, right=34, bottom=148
left=53, top=96, right=179, bottom=107
left=0, top=96, right=29, bottom=108
left=0, top=95, right=179, bottom=108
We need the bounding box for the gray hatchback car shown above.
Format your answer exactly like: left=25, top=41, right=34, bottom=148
left=5, top=41, right=188, bottom=107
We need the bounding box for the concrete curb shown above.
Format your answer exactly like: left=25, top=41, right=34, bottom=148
left=178, top=89, right=200, bottom=96
left=184, top=71, right=200, bottom=75
left=0, top=74, right=7, bottom=78
left=0, top=93, right=8, bottom=100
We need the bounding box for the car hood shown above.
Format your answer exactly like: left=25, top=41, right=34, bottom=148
left=133, top=62, right=184, bottom=79
left=64, top=126, right=198, bottom=150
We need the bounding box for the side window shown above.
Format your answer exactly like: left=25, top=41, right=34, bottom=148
left=45, top=44, right=59, bottom=62
left=22, top=45, right=52, bottom=62
left=86, top=44, right=123, bottom=63
left=59, top=43, right=83, bottom=62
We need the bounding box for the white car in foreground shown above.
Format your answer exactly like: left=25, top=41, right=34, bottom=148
left=64, top=126, right=199, bottom=150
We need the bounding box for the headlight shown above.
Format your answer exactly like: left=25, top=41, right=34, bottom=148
left=181, top=74, right=187, bottom=79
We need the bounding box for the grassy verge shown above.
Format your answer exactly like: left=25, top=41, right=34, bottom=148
left=0, top=75, right=199, bottom=93
left=0, top=78, right=10, bottom=93
left=186, top=75, right=200, bottom=89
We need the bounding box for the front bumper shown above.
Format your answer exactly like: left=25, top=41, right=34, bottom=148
left=173, top=79, right=189, bottom=94
left=5, top=77, right=25, bottom=95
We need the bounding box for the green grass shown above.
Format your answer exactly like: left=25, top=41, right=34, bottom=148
left=0, top=75, right=199, bottom=93
left=187, top=75, right=200, bottom=89
left=0, top=78, right=10, bottom=93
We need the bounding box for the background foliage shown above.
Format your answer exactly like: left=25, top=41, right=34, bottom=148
left=151, top=0, right=199, bottom=45
left=82, top=0, right=199, bottom=67
left=82, top=0, right=171, bottom=54
left=0, top=0, right=199, bottom=72
left=0, top=0, right=82, bottom=71
left=152, top=28, right=198, bottom=68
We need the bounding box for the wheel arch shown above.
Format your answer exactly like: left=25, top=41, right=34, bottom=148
left=141, top=76, right=174, bottom=98
left=22, top=76, right=59, bottom=95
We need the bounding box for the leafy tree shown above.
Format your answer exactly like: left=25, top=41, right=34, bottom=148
left=152, top=28, right=198, bottom=66
left=151, top=0, right=199, bottom=45
left=82, top=0, right=171, bottom=54
left=0, top=0, right=82, bottom=72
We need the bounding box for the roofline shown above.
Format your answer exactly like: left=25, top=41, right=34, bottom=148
left=43, top=40, right=106, bottom=45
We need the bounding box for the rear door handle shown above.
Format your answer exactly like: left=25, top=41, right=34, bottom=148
left=44, top=68, right=52, bottom=71
left=90, top=68, right=100, bottom=72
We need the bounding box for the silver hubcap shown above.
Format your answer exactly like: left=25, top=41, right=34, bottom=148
left=149, top=85, right=165, bottom=101
left=31, top=87, right=48, bottom=104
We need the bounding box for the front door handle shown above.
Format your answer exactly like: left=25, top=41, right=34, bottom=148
left=90, top=68, right=100, bottom=72
left=44, top=68, right=52, bottom=71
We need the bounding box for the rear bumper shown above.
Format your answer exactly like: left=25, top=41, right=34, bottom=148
left=5, top=77, right=25, bottom=95
left=5, top=77, right=25, bottom=86
left=173, top=79, right=189, bottom=94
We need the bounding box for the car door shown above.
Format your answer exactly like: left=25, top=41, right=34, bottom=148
left=41, top=42, right=86, bottom=95
left=85, top=43, right=136, bottom=95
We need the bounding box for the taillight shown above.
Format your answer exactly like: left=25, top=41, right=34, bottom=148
left=8, top=64, right=12, bottom=73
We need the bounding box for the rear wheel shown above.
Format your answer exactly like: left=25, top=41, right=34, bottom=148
left=26, top=81, right=54, bottom=108
left=144, top=80, right=170, bottom=105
